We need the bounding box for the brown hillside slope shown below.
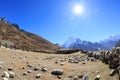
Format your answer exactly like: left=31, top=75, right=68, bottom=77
left=0, top=21, right=59, bottom=52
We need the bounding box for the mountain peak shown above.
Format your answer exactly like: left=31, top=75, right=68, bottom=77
left=63, top=36, right=82, bottom=48
left=67, top=36, right=81, bottom=42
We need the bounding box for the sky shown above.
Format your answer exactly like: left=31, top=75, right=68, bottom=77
left=0, top=0, right=120, bottom=44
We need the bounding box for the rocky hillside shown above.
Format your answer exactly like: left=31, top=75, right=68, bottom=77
left=115, top=40, right=120, bottom=47
left=0, top=18, right=59, bottom=52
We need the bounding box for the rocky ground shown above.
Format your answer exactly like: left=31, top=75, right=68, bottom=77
left=0, top=46, right=119, bottom=80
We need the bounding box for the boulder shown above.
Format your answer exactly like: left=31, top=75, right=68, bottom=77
left=51, top=69, right=64, bottom=75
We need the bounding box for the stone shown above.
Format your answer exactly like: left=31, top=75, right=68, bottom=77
left=77, top=74, right=83, bottom=79
left=9, top=71, right=15, bottom=78
left=55, top=61, right=58, bottom=64
left=96, top=71, right=99, bottom=73
left=0, top=65, right=3, bottom=69
left=91, top=58, right=96, bottom=62
left=61, top=59, right=64, bottom=62
left=3, top=71, right=9, bottom=78
left=33, top=67, right=40, bottom=71
left=8, top=67, right=13, bottom=71
left=117, top=66, right=120, bottom=74
left=51, top=69, right=64, bottom=75
left=0, top=61, right=4, bottom=65
left=68, top=75, right=74, bottom=78
left=109, top=69, right=116, bottom=76
left=3, top=77, right=9, bottom=80
left=41, top=67, right=47, bottom=72
left=74, top=61, right=79, bottom=64
left=73, top=76, right=79, bottom=80
left=23, top=72, right=28, bottom=75
left=69, top=60, right=74, bottom=63
left=60, top=62, right=64, bottom=66
left=27, top=70, right=32, bottom=73
left=95, top=75, right=100, bottom=80
left=83, top=74, right=89, bottom=80
left=21, top=66, right=25, bottom=69
left=82, top=62, right=86, bottom=64
left=27, top=64, right=32, bottom=68
left=35, top=73, right=42, bottom=78
left=57, top=75, right=62, bottom=79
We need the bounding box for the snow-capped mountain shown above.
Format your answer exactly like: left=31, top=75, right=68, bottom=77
left=63, top=36, right=105, bottom=51
left=63, top=34, right=120, bottom=51
left=63, top=36, right=82, bottom=48
left=99, top=34, right=120, bottom=49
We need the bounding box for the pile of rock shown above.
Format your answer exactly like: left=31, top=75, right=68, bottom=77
left=82, top=48, right=120, bottom=78
left=108, top=47, right=120, bottom=78
left=96, top=48, right=119, bottom=77
left=87, top=51, right=101, bottom=59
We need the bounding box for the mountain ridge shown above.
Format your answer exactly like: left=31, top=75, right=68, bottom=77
left=63, top=34, right=120, bottom=50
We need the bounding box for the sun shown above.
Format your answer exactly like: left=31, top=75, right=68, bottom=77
left=73, top=5, right=83, bottom=14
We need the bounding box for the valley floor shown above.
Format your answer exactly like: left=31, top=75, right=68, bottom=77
left=0, top=47, right=119, bottom=80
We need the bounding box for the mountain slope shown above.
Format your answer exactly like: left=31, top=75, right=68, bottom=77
left=0, top=18, right=59, bottom=52
left=99, top=34, right=120, bottom=49
left=115, top=40, right=120, bottom=47
left=63, top=36, right=82, bottom=48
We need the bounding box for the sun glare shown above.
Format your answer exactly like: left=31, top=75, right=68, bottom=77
left=73, top=5, right=83, bottom=15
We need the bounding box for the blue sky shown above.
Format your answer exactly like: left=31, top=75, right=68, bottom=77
left=0, top=0, right=120, bottom=44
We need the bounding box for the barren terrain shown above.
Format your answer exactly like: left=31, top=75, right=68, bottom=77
left=0, top=46, right=118, bottom=80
